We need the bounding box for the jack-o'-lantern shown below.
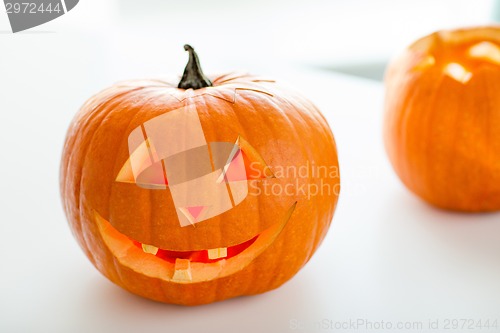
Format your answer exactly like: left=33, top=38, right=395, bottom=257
left=60, top=45, right=340, bottom=305
left=384, top=26, right=500, bottom=212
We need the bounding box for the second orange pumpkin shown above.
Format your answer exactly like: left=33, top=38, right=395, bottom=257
left=384, top=26, right=500, bottom=212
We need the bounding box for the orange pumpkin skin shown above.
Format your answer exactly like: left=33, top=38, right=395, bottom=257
left=384, top=26, right=500, bottom=212
left=60, top=72, right=340, bottom=305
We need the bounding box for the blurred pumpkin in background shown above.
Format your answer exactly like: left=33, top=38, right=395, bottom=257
left=60, top=45, right=340, bottom=305
left=384, top=26, right=500, bottom=212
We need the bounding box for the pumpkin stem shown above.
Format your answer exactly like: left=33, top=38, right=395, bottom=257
left=178, top=44, right=213, bottom=90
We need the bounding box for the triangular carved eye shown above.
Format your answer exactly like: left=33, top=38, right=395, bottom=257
left=236, top=136, right=275, bottom=180
left=468, top=41, right=500, bottom=65
left=115, top=138, right=168, bottom=189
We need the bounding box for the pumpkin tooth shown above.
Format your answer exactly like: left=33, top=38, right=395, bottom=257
left=141, top=244, right=159, bottom=255
left=172, top=258, right=192, bottom=282
left=207, top=247, right=228, bottom=260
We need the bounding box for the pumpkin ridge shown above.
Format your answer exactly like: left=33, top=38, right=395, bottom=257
left=421, top=74, right=447, bottom=201
left=79, top=89, right=159, bottom=256
left=290, top=106, right=319, bottom=261
left=71, top=88, right=143, bottom=257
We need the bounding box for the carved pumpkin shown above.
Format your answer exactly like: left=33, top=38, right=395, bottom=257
left=384, top=26, right=500, bottom=212
left=60, top=45, right=340, bottom=305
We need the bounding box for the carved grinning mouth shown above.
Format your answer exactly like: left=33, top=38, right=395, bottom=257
left=136, top=236, right=259, bottom=263
left=95, top=202, right=296, bottom=284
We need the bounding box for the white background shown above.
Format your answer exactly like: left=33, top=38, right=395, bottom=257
left=1, top=1, right=500, bottom=332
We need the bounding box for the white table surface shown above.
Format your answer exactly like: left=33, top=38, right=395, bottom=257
left=2, top=17, right=500, bottom=333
